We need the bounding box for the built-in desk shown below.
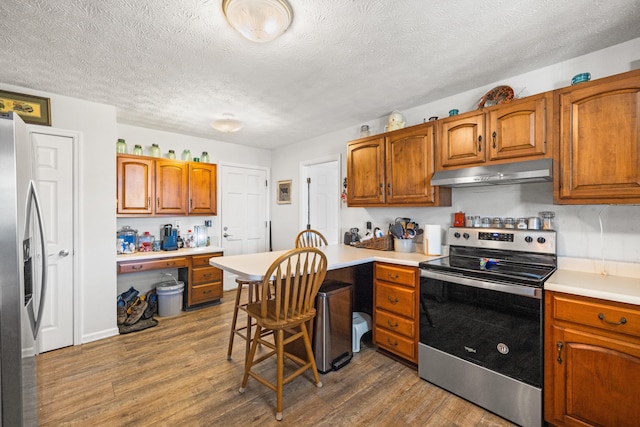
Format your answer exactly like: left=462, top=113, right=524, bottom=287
left=117, top=247, right=224, bottom=309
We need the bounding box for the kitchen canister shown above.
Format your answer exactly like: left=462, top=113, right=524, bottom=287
left=201, top=151, right=210, bottom=163
left=132, top=144, right=143, bottom=155
left=149, top=143, right=161, bottom=157
left=181, top=149, right=192, bottom=161
left=117, top=225, right=138, bottom=254
left=167, top=149, right=176, bottom=159
left=116, top=138, right=127, bottom=154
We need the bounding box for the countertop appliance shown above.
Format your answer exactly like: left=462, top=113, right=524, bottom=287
left=0, top=112, right=48, bottom=425
left=418, top=227, right=556, bottom=427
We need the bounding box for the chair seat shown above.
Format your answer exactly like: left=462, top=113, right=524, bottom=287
left=245, top=301, right=316, bottom=330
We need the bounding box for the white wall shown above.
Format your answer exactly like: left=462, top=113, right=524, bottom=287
left=270, top=37, right=640, bottom=263
left=0, top=82, right=119, bottom=343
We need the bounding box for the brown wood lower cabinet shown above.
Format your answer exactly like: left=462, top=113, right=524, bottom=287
left=545, top=291, right=640, bottom=427
left=179, top=253, right=223, bottom=309
left=373, top=262, right=419, bottom=364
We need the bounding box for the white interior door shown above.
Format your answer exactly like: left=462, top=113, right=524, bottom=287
left=220, top=164, right=268, bottom=290
left=300, top=157, right=340, bottom=244
left=31, top=130, right=75, bottom=352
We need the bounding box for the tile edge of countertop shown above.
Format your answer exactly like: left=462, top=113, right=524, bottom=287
left=547, top=256, right=640, bottom=305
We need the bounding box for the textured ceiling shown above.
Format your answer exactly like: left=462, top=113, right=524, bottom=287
left=1, top=0, right=639, bottom=150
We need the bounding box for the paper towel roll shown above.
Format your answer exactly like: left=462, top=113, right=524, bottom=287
left=425, top=224, right=442, bottom=255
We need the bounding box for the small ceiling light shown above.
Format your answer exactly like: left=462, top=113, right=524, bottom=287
left=222, top=0, right=292, bottom=43
left=211, top=113, right=243, bottom=133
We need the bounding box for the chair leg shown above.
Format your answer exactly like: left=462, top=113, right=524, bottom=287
left=300, top=322, right=322, bottom=387
left=275, top=329, right=284, bottom=421
left=240, top=324, right=261, bottom=392
left=226, top=281, right=244, bottom=360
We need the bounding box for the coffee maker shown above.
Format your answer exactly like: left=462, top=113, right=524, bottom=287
left=161, top=224, right=178, bottom=250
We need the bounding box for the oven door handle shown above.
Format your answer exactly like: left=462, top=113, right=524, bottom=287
left=421, top=269, right=542, bottom=299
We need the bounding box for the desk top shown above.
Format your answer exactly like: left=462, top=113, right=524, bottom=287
left=208, top=244, right=444, bottom=280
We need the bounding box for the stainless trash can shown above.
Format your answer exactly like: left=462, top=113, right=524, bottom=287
left=314, top=280, right=353, bottom=373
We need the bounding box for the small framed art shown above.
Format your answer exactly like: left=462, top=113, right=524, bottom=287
left=277, top=180, right=292, bottom=204
left=0, top=90, right=51, bottom=125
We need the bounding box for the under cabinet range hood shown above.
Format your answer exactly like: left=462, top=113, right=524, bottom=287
left=430, top=158, right=553, bottom=187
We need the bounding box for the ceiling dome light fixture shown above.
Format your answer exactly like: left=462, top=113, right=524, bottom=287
left=211, top=113, right=243, bottom=133
left=222, top=0, right=292, bottom=43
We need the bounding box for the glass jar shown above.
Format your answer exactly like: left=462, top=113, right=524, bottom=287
left=181, top=149, right=192, bottom=161
left=360, top=125, right=370, bottom=138
left=491, top=217, right=503, bottom=228
left=504, top=217, right=515, bottom=229
left=541, top=211, right=555, bottom=230
left=149, top=143, right=161, bottom=158
left=201, top=151, right=210, bottom=163
left=167, top=149, right=176, bottom=159
left=116, top=138, right=127, bottom=154
left=516, top=218, right=528, bottom=229
left=132, top=144, right=143, bottom=156
left=481, top=217, right=491, bottom=228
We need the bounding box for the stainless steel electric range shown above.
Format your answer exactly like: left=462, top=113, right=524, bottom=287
left=418, top=227, right=557, bottom=427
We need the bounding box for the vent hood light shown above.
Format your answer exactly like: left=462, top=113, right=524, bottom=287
left=430, top=159, right=553, bottom=187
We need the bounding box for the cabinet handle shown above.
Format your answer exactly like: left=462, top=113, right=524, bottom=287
left=379, top=183, right=383, bottom=195
left=478, top=135, right=482, bottom=152
left=132, top=265, right=143, bottom=270
left=387, top=273, right=399, bottom=280
left=387, top=319, right=398, bottom=328
left=387, top=295, right=399, bottom=304
left=157, top=197, right=160, bottom=208
left=387, top=182, right=391, bottom=196
left=598, top=312, right=627, bottom=325
left=190, top=199, right=193, bottom=209
left=386, top=338, right=399, bottom=347
left=147, top=197, right=151, bottom=209
left=492, top=131, right=497, bottom=149
left=203, top=290, right=212, bottom=295
left=556, top=341, right=563, bottom=364
left=165, top=261, right=176, bottom=266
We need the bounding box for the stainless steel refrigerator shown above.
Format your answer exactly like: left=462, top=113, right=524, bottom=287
left=0, top=112, right=48, bottom=426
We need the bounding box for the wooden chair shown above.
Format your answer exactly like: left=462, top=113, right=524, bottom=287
left=227, top=278, right=265, bottom=361
left=295, top=229, right=328, bottom=248
left=239, top=247, right=328, bottom=421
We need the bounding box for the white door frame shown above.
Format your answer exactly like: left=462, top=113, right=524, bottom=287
left=299, top=154, right=341, bottom=243
left=27, top=126, right=82, bottom=348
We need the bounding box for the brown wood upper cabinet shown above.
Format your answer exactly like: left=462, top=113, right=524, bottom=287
left=554, top=69, right=640, bottom=204
left=117, top=154, right=216, bottom=216
left=347, top=123, right=451, bottom=207
left=437, top=92, right=552, bottom=170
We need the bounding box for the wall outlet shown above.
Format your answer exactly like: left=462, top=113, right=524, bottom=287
left=175, top=220, right=181, bottom=230
left=205, top=220, right=212, bottom=227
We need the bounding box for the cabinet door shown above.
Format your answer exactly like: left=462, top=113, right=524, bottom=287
left=155, top=159, right=188, bottom=215
left=487, top=92, right=550, bottom=161
left=189, top=163, right=217, bottom=215
left=386, top=124, right=437, bottom=205
left=116, top=155, right=154, bottom=215
left=347, top=136, right=385, bottom=206
left=546, top=325, right=640, bottom=427
left=556, top=70, right=640, bottom=204
left=438, top=111, right=486, bottom=168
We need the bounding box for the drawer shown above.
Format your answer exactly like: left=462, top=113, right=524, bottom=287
left=374, top=326, right=415, bottom=361
left=375, top=310, right=415, bottom=339
left=375, top=263, right=416, bottom=287
left=551, top=293, right=640, bottom=338
left=118, top=257, right=188, bottom=273
left=192, top=267, right=222, bottom=284
left=191, top=282, right=223, bottom=304
left=375, top=281, right=415, bottom=318
left=192, top=253, right=222, bottom=268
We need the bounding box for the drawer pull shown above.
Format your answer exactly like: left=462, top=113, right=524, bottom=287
left=203, top=290, right=211, bottom=295
left=132, top=265, right=143, bottom=270
left=598, top=312, right=627, bottom=326
left=165, top=261, right=176, bottom=267
left=387, top=273, right=399, bottom=280
left=387, top=295, right=399, bottom=304
left=556, top=341, right=563, bottom=364
left=386, top=338, right=398, bottom=347
left=387, top=319, right=398, bottom=328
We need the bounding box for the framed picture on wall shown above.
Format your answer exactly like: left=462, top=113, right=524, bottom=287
left=277, top=180, right=292, bottom=204
left=0, top=90, right=51, bottom=125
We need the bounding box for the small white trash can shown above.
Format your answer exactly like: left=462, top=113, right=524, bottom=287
left=156, top=280, right=184, bottom=317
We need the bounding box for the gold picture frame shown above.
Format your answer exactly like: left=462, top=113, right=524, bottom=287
left=277, top=180, right=292, bottom=204
left=0, top=90, right=51, bottom=126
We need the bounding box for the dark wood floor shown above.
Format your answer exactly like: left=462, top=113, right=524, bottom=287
left=37, top=289, right=515, bottom=426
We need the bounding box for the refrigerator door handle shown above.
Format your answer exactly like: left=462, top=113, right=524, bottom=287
left=25, top=180, right=48, bottom=339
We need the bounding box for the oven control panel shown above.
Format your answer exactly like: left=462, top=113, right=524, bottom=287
left=449, top=227, right=556, bottom=254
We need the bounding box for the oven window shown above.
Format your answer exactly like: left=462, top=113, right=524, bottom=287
left=420, top=277, right=542, bottom=387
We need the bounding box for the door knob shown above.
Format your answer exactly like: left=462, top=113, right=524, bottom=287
left=223, top=233, right=232, bottom=238
left=58, top=249, right=70, bottom=257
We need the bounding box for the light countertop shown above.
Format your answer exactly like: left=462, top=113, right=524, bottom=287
left=116, top=246, right=224, bottom=262
left=545, top=257, right=640, bottom=305
left=209, top=244, right=443, bottom=280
